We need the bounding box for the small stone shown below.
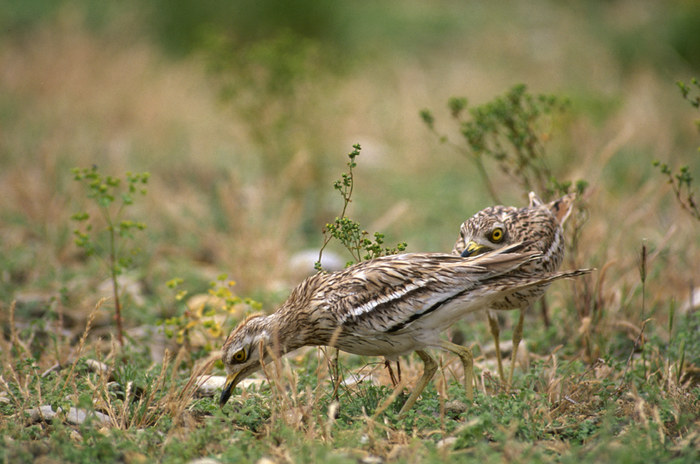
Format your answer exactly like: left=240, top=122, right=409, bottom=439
left=13, top=291, right=60, bottom=307
left=85, top=359, right=110, bottom=375
left=237, top=378, right=266, bottom=391
left=69, top=407, right=111, bottom=426
left=360, top=456, right=383, bottom=464
left=24, top=405, right=111, bottom=426
left=195, top=375, right=226, bottom=397
left=188, top=459, right=221, bottom=464
left=437, top=436, right=457, bottom=450
left=195, top=375, right=266, bottom=397
left=341, top=373, right=378, bottom=387
left=40, top=364, right=62, bottom=378
left=25, top=405, right=60, bottom=422
left=288, top=249, right=344, bottom=278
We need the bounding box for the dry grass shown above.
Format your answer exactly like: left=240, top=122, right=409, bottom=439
left=1, top=2, right=699, bottom=462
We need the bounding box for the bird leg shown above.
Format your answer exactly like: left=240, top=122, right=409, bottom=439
left=439, top=340, right=474, bottom=402
left=385, top=360, right=399, bottom=386
left=487, top=311, right=505, bottom=383
left=507, top=309, right=526, bottom=387
left=398, top=350, right=437, bottom=417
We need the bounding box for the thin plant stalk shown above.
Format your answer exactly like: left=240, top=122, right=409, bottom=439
left=104, top=216, right=125, bottom=347
left=639, top=242, right=648, bottom=379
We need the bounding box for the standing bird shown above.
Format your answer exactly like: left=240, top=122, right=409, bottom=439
left=220, top=222, right=589, bottom=415
left=452, top=192, right=576, bottom=385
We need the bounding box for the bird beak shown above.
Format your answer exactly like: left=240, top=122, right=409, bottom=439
left=219, top=372, right=240, bottom=407
left=461, top=241, right=490, bottom=257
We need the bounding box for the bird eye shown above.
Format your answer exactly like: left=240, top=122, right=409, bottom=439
left=489, top=227, right=504, bottom=243
left=232, top=349, right=247, bottom=363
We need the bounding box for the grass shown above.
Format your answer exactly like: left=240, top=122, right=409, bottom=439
left=1, top=309, right=698, bottom=462
left=1, top=1, right=700, bottom=462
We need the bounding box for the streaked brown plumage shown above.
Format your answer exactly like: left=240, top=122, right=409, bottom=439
left=451, top=192, right=576, bottom=383
left=220, top=195, right=589, bottom=414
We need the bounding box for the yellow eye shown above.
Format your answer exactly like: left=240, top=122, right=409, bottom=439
left=490, top=227, right=504, bottom=243
left=232, top=349, right=247, bottom=363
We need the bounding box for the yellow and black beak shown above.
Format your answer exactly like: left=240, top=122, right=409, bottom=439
left=460, top=241, right=491, bottom=257
left=219, top=372, right=240, bottom=407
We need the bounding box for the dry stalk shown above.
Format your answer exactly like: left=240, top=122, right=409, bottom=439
left=8, top=301, right=19, bottom=351
left=52, top=298, right=103, bottom=400
left=142, top=351, right=171, bottom=418
left=4, top=359, right=35, bottom=418
left=436, top=359, right=447, bottom=433
left=258, top=338, right=290, bottom=423
left=119, top=380, right=133, bottom=429
left=311, top=347, right=334, bottom=417
left=162, top=346, right=205, bottom=423
left=0, top=374, right=22, bottom=413
left=545, top=349, right=562, bottom=404
left=5, top=301, right=32, bottom=357
left=620, top=317, right=653, bottom=385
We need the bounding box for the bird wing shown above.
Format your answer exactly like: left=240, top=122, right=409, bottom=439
left=324, top=243, right=539, bottom=335
left=500, top=268, right=593, bottom=289
left=482, top=266, right=594, bottom=311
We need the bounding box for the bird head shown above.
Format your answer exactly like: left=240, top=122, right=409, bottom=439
left=453, top=192, right=575, bottom=259
left=219, top=314, right=273, bottom=407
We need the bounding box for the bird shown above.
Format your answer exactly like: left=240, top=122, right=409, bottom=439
left=220, top=226, right=590, bottom=415
left=451, top=191, right=576, bottom=385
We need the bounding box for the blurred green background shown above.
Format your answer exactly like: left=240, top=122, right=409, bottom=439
left=1, top=0, right=699, bottom=323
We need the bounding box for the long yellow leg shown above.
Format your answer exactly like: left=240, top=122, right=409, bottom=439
left=507, top=309, right=526, bottom=387
left=439, top=340, right=474, bottom=401
left=487, top=311, right=505, bottom=382
left=398, top=350, right=437, bottom=417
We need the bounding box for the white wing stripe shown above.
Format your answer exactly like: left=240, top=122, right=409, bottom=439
left=340, top=279, right=429, bottom=323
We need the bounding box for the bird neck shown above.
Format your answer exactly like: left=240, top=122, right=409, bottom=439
left=264, top=303, right=315, bottom=355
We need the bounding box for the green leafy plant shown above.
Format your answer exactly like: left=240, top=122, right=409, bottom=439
left=678, top=77, right=700, bottom=109
left=651, top=79, right=700, bottom=221
left=71, top=166, right=150, bottom=346
left=653, top=162, right=699, bottom=221
left=316, top=144, right=407, bottom=270
left=420, top=84, right=585, bottom=203
left=161, top=275, right=262, bottom=354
